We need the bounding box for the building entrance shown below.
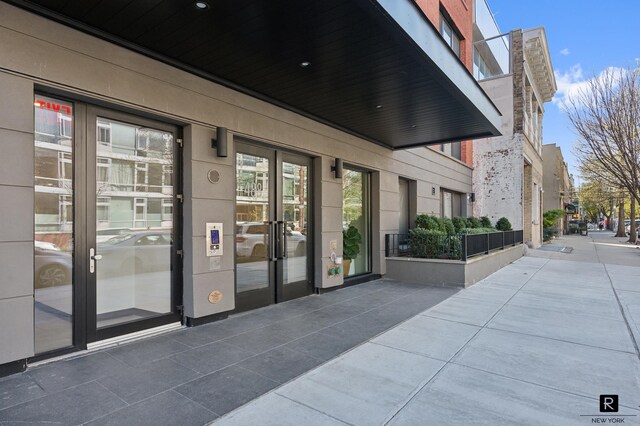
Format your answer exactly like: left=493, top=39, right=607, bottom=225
left=33, top=95, right=182, bottom=356
left=234, top=141, right=313, bottom=312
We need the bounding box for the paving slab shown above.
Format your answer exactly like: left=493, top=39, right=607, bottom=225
left=0, top=381, right=126, bottom=424
left=387, top=363, right=597, bottom=426
left=371, top=316, right=480, bottom=362
left=218, top=393, right=347, bottom=426
left=421, top=296, right=505, bottom=327
left=452, top=328, right=640, bottom=404
left=87, top=390, right=217, bottom=426
left=507, top=290, right=624, bottom=321
left=276, top=343, right=444, bottom=425
left=486, top=303, right=635, bottom=353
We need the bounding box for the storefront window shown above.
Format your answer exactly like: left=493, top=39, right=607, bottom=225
left=34, top=95, right=74, bottom=354
left=342, top=168, right=371, bottom=276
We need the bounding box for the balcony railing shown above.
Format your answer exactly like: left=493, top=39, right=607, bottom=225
left=473, top=33, right=511, bottom=81
left=385, top=230, right=524, bottom=261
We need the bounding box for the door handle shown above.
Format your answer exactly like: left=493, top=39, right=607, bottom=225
left=276, top=221, right=285, bottom=259
left=89, top=248, right=102, bottom=273
left=267, top=221, right=276, bottom=261
left=282, top=221, right=288, bottom=259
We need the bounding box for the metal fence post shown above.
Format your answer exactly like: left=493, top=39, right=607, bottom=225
left=461, top=234, right=467, bottom=261
left=501, top=231, right=505, bottom=250
left=385, top=234, right=390, bottom=257
left=486, top=232, right=490, bottom=254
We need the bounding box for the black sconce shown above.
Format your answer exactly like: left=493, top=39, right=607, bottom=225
left=331, top=158, right=343, bottom=178
left=211, top=127, right=228, bottom=157
left=469, top=192, right=476, bottom=202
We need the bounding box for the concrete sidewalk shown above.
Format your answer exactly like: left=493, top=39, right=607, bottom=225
left=216, top=233, right=640, bottom=425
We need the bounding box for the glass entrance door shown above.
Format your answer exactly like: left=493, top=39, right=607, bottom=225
left=87, top=107, right=181, bottom=342
left=33, top=96, right=182, bottom=356
left=235, top=142, right=312, bottom=312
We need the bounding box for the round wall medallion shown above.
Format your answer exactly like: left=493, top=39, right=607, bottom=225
left=208, top=290, right=223, bottom=304
left=207, top=169, right=221, bottom=184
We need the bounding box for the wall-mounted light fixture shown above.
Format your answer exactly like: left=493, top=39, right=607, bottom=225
left=469, top=192, right=476, bottom=202
left=211, top=127, right=228, bottom=158
left=331, top=158, right=343, bottom=179
left=431, top=187, right=436, bottom=196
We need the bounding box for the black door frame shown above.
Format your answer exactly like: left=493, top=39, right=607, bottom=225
left=85, top=106, right=183, bottom=343
left=31, top=93, right=184, bottom=361
left=234, top=140, right=314, bottom=312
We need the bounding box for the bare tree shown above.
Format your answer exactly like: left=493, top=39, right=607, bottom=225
left=564, top=67, right=640, bottom=243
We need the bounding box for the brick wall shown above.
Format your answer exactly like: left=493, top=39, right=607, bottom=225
left=415, top=0, right=474, bottom=167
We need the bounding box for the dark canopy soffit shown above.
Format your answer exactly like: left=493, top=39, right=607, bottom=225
left=7, top=0, right=502, bottom=149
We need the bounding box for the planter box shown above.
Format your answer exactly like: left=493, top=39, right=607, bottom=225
left=385, top=244, right=525, bottom=288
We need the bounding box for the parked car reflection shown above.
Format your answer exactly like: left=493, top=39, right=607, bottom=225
left=98, top=230, right=172, bottom=276
left=236, top=222, right=306, bottom=262
left=35, top=241, right=72, bottom=288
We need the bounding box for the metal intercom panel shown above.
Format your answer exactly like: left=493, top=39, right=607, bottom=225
left=206, top=223, right=223, bottom=256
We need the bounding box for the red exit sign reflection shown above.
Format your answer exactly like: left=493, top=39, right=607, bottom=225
left=35, top=99, right=72, bottom=115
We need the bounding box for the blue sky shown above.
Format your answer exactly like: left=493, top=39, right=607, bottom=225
left=486, top=0, right=640, bottom=184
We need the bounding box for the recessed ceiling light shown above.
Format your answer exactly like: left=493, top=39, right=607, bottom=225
left=376, top=105, right=383, bottom=109
left=411, top=124, right=417, bottom=128
left=195, top=1, right=209, bottom=10
left=300, top=61, right=311, bottom=67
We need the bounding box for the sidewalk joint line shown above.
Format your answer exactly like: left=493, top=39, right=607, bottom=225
left=274, top=392, right=354, bottom=425
left=603, top=263, right=640, bottom=360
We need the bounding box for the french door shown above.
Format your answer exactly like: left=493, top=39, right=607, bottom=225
left=235, top=142, right=313, bottom=312
left=34, top=95, right=182, bottom=356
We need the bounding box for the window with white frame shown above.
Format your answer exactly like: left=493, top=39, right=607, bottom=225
left=58, top=113, right=73, bottom=139
left=97, top=121, right=112, bottom=147
left=97, top=197, right=110, bottom=223
left=440, top=15, right=461, bottom=58
left=162, top=198, right=173, bottom=221
left=60, top=195, right=73, bottom=225
left=134, top=198, right=147, bottom=223
left=135, top=162, right=149, bottom=192
left=58, top=152, right=72, bottom=185
left=97, top=157, right=111, bottom=186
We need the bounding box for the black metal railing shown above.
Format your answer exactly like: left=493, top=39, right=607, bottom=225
left=385, top=230, right=524, bottom=261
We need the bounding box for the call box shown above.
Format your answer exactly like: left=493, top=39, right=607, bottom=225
left=206, top=223, right=223, bottom=256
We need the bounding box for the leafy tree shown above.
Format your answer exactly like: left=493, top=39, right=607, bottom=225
left=564, top=67, right=640, bottom=243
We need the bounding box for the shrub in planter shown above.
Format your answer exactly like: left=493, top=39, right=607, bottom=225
left=415, top=214, right=441, bottom=231
left=480, top=216, right=492, bottom=228
left=452, top=216, right=467, bottom=233
left=495, top=217, right=512, bottom=231
left=466, top=216, right=481, bottom=229
left=408, top=228, right=461, bottom=259
left=440, top=217, right=455, bottom=235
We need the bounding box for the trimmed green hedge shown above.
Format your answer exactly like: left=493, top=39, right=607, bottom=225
left=408, top=228, right=462, bottom=259
left=459, top=227, right=501, bottom=235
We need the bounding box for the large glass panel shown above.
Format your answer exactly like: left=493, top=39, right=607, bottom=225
left=282, top=162, right=308, bottom=285
left=236, top=152, right=270, bottom=292
left=34, top=95, right=74, bottom=354
left=95, top=118, right=173, bottom=329
left=342, top=169, right=371, bottom=276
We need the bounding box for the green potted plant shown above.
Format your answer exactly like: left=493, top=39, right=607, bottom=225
left=342, top=224, right=362, bottom=276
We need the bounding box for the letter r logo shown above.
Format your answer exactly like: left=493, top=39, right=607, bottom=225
left=599, top=394, right=618, bottom=412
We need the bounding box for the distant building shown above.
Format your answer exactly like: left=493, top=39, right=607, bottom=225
left=471, top=0, right=557, bottom=247
left=542, top=144, right=573, bottom=234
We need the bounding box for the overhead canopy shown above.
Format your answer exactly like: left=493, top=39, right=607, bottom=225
left=9, top=0, right=502, bottom=149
